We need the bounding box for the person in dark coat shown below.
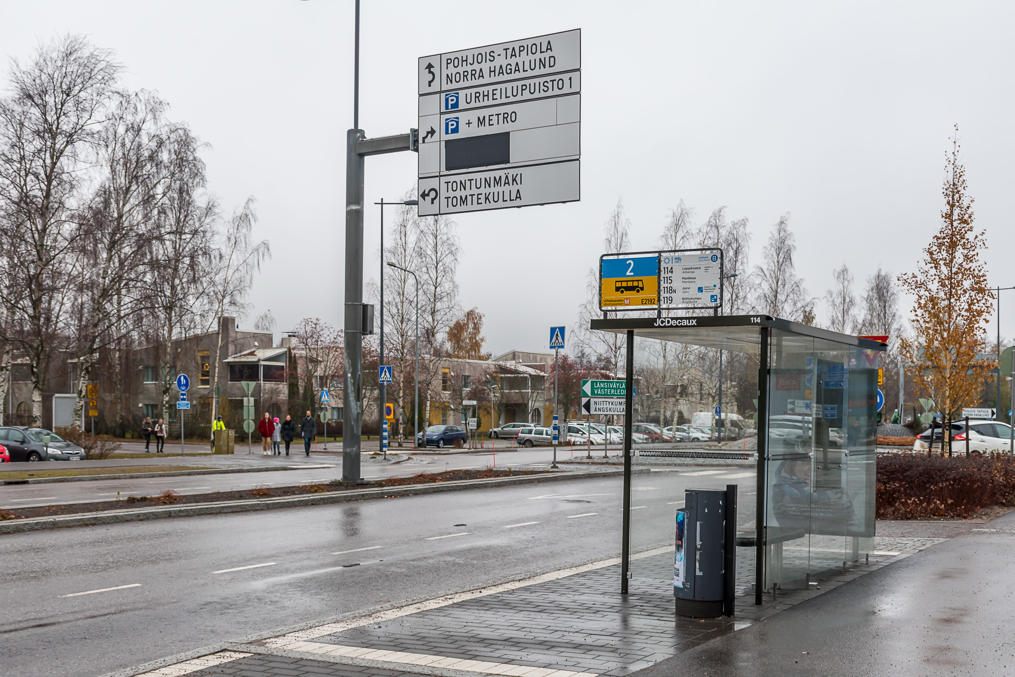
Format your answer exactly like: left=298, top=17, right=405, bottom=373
left=280, top=414, right=295, bottom=456
left=301, top=410, right=316, bottom=456
left=142, top=417, right=153, bottom=452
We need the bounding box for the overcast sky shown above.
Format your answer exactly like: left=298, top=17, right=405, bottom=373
left=3, top=1, right=1014, bottom=356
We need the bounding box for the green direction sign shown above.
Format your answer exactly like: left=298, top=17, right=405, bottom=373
left=582, top=379, right=626, bottom=398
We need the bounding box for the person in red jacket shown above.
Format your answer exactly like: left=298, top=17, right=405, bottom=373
left=257, top=412, right=275, bottom=456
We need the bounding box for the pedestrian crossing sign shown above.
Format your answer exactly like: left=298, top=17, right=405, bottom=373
left=379, top=365, right=393, bottom=383
left=549, top=326, right=566, bottom=350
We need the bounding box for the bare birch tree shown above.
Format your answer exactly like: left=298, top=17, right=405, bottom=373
left=415, top=214, right=459, bottom=425
left=824, top=264, right=858, bottom=333
left=202, top=199, right=270, bottom=433
left=754, top=214, right=808, bottom=320
left=0, top=36, right=118, bottom=423
left=383, top=198, right=419, bottom=438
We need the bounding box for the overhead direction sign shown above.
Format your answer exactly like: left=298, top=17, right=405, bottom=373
left=549, top=326, right=566, bottom=350
left=600, top=249, right=723, bottom=312
left=418, top=29, right=581, bottom=216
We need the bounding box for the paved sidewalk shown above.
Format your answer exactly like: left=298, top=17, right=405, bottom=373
left=123, top=528, right=946, bottom=677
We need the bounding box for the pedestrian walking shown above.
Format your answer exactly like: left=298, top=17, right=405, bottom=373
left=212, top=415, right=225, bottom=452
left=154, top=418, right=166, bottom=453
left=257, top=412, right=274, bottom=456
left=271, top=416, right=281, bottom=455
left=301, top=410, right=316, bottom=456
left=142, top=417, right=153, bottom=452
left=281, top=414, right=295, bottom=456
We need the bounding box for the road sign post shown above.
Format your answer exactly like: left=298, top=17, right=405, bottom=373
left=550, top=326, right=565, bottom=469
left=242, top=381, right=256, bottom=453
left=176, top=373, right=189, bottom=457
left=418, top=29, right=581, bottom=216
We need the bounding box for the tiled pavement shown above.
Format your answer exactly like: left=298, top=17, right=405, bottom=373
left=132, top=535, right=944, bottom=677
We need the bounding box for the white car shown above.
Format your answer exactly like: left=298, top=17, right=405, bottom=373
left=565, top=423, right=605, bottom=445
left=914, top=420, right=1013, bottom=454
left=606, top=425, right=649, bottom=444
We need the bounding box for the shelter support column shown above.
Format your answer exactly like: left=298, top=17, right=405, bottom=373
left=755, top=326, right=770, bottom=605
left=621, top=329, right=634, bottom=594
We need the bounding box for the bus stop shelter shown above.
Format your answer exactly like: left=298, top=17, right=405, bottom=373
left=590, top=314, right=886, bottom=605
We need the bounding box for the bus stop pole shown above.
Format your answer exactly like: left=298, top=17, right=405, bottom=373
left=755, top=326, right=769, bottom=606
left=621, top=330, right=634, bottom=594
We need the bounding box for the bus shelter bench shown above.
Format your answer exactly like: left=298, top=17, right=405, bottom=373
left=736, top=527, right=806, bottom=590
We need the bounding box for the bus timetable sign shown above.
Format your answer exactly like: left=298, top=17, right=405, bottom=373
left=600, top=248, right=723, bottom=312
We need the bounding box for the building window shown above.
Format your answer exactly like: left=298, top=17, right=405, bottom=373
left=143, top=366, right=157, bottom=383
left=330, top=406, right=341, bottom=420
left=441, top=368, right=450, bottom=392
left=463, top=374, right=471, bottom=390
left=228, top=364, right=258, bottom=382
left=262, top=364, right=286, bottom=382
left=199, top=351, right=211, bottom=387
left=441, top=406, right=448, bottom=425
left=143, top=403, right=157, bottom=419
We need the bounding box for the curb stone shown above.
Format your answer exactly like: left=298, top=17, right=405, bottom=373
left=0, top=467, right=639, bottom=534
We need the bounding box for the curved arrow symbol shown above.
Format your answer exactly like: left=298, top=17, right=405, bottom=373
left=422, top=126, right=436, bottom=143
left=425, top=62, right=435, bottom=87
left=420, top=187, right=438, bottom=204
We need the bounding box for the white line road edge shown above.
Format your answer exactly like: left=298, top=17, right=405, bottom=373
left=331, top=545, right=383, bottom=556
left=566, top=512, right=597, bottom=519
left=425, top=532, right=470, bottom=541
left=60, top=583, right=141, bottom=598
left=212, top=562, right=277, bottom=575
left=503, top=521, right=541, bottom=529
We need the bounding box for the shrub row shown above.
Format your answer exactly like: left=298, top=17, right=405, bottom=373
left=877, top=453, right=1015, bottom=519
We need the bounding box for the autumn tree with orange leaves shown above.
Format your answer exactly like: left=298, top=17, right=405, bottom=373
left=898, top=127, right=995, bottom=452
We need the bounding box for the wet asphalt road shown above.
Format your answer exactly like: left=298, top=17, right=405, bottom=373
left=635, top=509, right=1015, bottom=676
left=0, top=446, right=603, bottom=508
left=1, top=467, right=756, bottom=677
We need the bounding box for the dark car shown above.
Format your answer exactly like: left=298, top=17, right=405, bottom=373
left=416, top=424, right=468, bottom=449
left=0, top=426, right=84, bottom=461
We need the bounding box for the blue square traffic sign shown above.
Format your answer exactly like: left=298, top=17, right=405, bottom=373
left=444, top=117, right=459, bottom=135
left=444, top=92, right=460, bottom=110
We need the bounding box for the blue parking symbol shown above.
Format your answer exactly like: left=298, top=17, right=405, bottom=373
left=710, top=294, right=719, bottom=303
left=444, top=92, right=460, bottom=110
left=444, top=117, right=459, bottom=135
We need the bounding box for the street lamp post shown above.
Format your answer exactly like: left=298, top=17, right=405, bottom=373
left=377, top=198, right=418, bottom=456
left=995, top=286, right=1015, bottom=419
left=388, top=262, right=419, bottom=449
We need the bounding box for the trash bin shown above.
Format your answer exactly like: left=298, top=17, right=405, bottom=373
left=674, top=486, right=736, bottom=618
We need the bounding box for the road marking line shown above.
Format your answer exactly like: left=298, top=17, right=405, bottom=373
left=263, top=640, right=598, bottom=676
left=666, top=501, right=685, bottom=505
left=270, top=545, right=672, bottom=642
left=134, top=650, right=252, bottom=676
left=721, top=472, right=755, bottom=479
left=212, top=562, right=277, bottom=575
left=871, top=550, right=902, bottom=556
left=332, top=546, right=383, bottom=555
left=682, top=470, right=727, bottom=476
left=503, top=521, right=541, bottom=529
left=7, top=496, right=57, bottom=502
left=426, top=532, right=470, bottom=540
left=178, top=486, right=211, bottom=491
left=60, top=583, right=141, bottom=598
left=630, top=505, right=646, bottom=510
left=566, top=512, right=598, bottom=519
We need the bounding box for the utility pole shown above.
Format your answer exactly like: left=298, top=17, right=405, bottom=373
left=342, top=0, right=417, bottom=482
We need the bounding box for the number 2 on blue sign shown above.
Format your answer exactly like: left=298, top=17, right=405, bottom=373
left=626, top=259, right=634, bottom=276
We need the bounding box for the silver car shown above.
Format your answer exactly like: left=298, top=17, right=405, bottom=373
left=516, top=426, right=553, bottom=447
left=489, top=422, right=528, bottom=439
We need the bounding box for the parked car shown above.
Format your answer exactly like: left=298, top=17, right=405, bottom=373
left=606, top=425, right=649, bottom=444
left=915, top=420, right=1012, bottom=454
left=0, top=444, right=8, bottom=462
left=488, top=422, right=528, bottom=439
left=516, top=426, right=553, bottom=447
left=631, top=423, right=661, bottom=442
left=912, top=421, right=967, bottom=452
left=416, top=424, right=467, bottom=449
left=565, top=422, right=605, bottom=445
left=0, top=427, right=83, bottom=461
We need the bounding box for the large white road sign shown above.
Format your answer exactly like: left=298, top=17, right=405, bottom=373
left=418, top=29, right=581, bottom=216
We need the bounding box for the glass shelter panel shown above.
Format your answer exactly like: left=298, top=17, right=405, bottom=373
left=764, top=329, right=877, bottom=591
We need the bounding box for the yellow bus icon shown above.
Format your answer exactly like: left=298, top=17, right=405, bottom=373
left=615, top=279, right=644, bottom=294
